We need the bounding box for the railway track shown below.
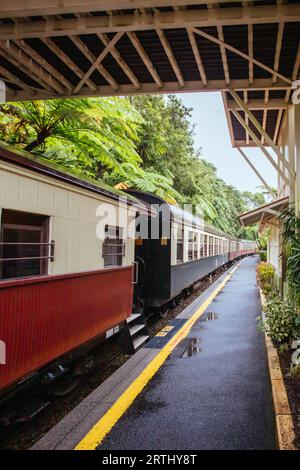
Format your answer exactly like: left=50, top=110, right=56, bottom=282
left=0, top=262, right=232, bottom=450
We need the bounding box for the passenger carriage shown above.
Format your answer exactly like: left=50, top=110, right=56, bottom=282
left=0, top=143, right=149, bottom=400
left=126, top=191, right=256, bottom=309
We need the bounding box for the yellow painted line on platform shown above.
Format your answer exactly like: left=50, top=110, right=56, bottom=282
left=75, top=261, right=242, bottom=450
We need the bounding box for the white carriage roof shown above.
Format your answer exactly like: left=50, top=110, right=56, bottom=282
left=0, top=141, right=154, bottom=214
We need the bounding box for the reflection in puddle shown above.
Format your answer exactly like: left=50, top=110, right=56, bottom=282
left=181, top=338, right=201, bottom=357
left=206, top=312, right=218, bottom=321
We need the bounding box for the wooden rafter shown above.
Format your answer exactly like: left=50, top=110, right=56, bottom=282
left=192, top=27, right=292, bottom=85
left=40, top=37, right=97, bottom=92
left=237, top=148, right=276, bottom=198
left=230, top=89, right=294, bottom=176
left=273, top=22, right=284, bottom=83
left=127, top=31, right=162, bottom=88
left=274, top=109, right=284, bottom=145
left=187, top=28, right=207, bottom=86
left=0, top=41, right=59, bottom=93
left=0, top=63, right=33, bottom=92
left=231, top=109, right=288, bottom=184
left=69, top=35, right=119, bottom=91
left=156, top=28, right=184, bottom=88
left=73, top=32, right=123, bottom=94
left=285, top=42, right=300, bottom=102
left=98, top=33, right=140, bottom=90
left=13, top=39, right=73, bottom=92
left=217, top=25, right=230, bottom=85
left=248, top=24, right=253, bottom=85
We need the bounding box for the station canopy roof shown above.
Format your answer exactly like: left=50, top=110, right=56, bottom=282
left=0, top=1, right=299, bottom=149
left=238, top=196, right=289, bottom=229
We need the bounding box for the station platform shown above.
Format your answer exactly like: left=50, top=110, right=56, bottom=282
left=33, top=256, right=275, bottom=450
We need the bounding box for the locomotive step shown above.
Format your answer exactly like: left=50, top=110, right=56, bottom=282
left=132, top=335, right=149, bottom=350
left=126, top=313, right=142, bottom=324
left=129, top=323, right=146, bottom=336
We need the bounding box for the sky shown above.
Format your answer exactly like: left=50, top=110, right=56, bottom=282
left=177, top=92, right=277, bottom=194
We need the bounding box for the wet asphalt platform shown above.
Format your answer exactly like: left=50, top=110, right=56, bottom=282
left=98, top=256, right=275, bottom=450
left=33, top=256, right=275, bottom=450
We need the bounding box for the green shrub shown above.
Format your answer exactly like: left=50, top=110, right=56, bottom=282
left=259, top=250, right=267, bottom=262
left=256, top=262, right=275, bottom=296
left=259, top=295, right=300, bottom=343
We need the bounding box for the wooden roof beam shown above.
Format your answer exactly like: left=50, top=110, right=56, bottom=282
left=0, top=1, right=235, bottom=18
left=285, top=42, right=300, bottom=102
left=187, top=28, right=207, bottom=86
left=217, top=24, right=230, bottom=85
left=0, top=63, right=34, bottom=93
left=248, top=24, right=253, bottom=85
left=73, top=32, right=123, bottom=94
left=273, top=22, right=284, bottom=84
left=231, top=109, right=289, bottom=184
left=1, top=4, right=299, bottom=39
left=127, top=31, right=162, bottom=88
left=98, top=33, right=140, bottom=90
left=13, top=39, right=73, bottom=93
left=237, top=148, right=276, bottom=198
left=5, top=78, right=292, bottom=102
left=0, top=41, right=60, bottom=94
left=40, top=37, right=97, bottom=92
left=230, top=88, right=294, bottom=176
left=69, top=35, right=119, bottom=91
left=227, top=99, right=287, bottom=111
left=192, top=27, right=292, bottom=85
left=156, top=28, right=184, bottom=88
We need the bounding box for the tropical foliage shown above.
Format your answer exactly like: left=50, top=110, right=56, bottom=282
left=257, top=294, right=300, bottom=343
left=256, top=262, right=275, bottom=296
left=279, top=207, right=300, bottom=304
left=0, top=95, right=266, bottom=236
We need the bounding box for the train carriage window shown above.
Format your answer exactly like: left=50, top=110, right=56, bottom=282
left=204, top=234, right=208, bottom=257
left=103, top=226, right=124, bottom=267
left=176, top=225, right=184, bottom=263
left=188, top=231, right=193, bottom=261
left=0, top=209, right=50, bottom=280
left=209, top=236, right=213, bottom=256
left=200, top=234, right=205, bottom=258
left=193, top=233, right=198, bottom=260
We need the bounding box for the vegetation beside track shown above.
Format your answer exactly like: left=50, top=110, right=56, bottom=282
left=0, top=95, right=267, bottom=238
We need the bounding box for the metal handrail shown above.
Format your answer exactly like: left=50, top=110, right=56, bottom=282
left=0, top=240, right=55, bottom=262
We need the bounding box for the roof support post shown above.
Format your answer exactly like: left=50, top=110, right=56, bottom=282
left=231, top=109, right=289, bottom=184
left=237, top=148, right=277, bottom=198
left=229, top=88, right=295, bottom=177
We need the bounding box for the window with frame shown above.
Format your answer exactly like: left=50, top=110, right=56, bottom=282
left=193, top=233, right=198, bottom=259
left=204, top=234, right=208, bottom=257
left=103, top=225, right=124, bottom=267
left=188, top=231, right=194, bottom=261
left=176, top=225, right=184, bottom=263
left=200, top=234, right=204, bottom=258
left=209, top=236, right=214, bottom=256
left=0, top=209, right=51, bottom=280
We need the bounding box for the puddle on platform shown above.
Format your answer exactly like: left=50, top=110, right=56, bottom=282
left=206, top=312, right=218, bottom=321
left=181, top=338, right=201, bottom=357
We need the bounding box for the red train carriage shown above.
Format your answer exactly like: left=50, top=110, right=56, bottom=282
left=0, top=143, right=149, bottom=403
